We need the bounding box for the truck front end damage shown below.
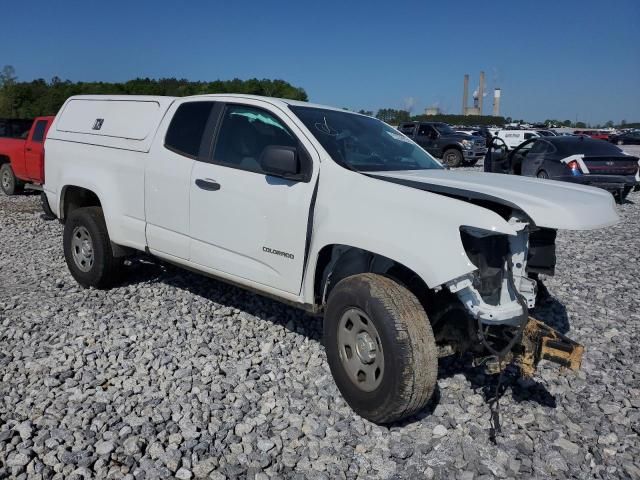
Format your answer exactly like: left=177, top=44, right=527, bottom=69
left=445, top=214, right=583, bottom=375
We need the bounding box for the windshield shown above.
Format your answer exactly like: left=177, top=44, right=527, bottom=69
left=433, top=123, right=456, bottom=135
left=289, top=106, right=443, bottom=172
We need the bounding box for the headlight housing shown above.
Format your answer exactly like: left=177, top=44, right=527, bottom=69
left=461, top=139, right=473, bottom=149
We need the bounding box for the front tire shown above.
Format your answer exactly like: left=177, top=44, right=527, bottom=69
left=63, top=207, right=123, bottom=288
left=442, top=149, right=463, bottom=168
left=324, top=274, right=438, bottom=424
left=0, top=163, right=21, bottom=196
left=537, top=170, right=549, bottom=179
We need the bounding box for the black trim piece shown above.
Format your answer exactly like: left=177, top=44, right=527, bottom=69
left=300, top=173, right=320, bottom=294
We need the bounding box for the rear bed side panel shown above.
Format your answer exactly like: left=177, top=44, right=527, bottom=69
left=45, top=139, right=148, bottom=251
left=44, top=96, right=176, bottom=252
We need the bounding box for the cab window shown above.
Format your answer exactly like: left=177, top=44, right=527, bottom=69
left=212, top=105, right=298, bottom=174
left=31, top=120, right=48, bottom=143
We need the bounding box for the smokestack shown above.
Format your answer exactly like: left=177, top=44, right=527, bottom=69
left=478, top=71, right=485, bottom=115
left=462, top=74, right=469, bottom=115
left=493, top=88, right=501, bottom=116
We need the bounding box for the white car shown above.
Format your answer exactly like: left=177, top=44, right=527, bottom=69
left=494, top=129, right=540, bottom=149
left=44, top=94, right=618, bottom=423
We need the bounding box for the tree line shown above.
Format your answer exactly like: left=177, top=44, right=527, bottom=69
left=0, top=65, right=308, bottom=118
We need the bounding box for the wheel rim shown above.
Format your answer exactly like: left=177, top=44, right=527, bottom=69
left=537, top=171, right=548, bottom=179
left=337, top=308, right=384, bottom=392
left=1, top=169, right=11, bottom=190
left=71, top=226, right=94, bottom=272
left=445, top=152, right=458, bottom=165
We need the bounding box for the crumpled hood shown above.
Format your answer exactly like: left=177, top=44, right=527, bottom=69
left=372, top=169, right=620, bottom=230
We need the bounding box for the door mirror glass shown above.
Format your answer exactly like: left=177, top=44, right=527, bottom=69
left=259, top=146, right=302, bottom=180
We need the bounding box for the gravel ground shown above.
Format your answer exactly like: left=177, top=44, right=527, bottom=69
left=1, top=175, right=639, bottom=479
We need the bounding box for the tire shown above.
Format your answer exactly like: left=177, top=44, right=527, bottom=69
left=324, top=273, right=438, bottom=424
left=0, top=163, right=21, bottom=196
left=63, top=206, right=123, bottom=288
left=442, top=149, right=463, bottom=168
left=537, top=170, right=549, bottom=179
left=41, top=192, right=55, bottom=218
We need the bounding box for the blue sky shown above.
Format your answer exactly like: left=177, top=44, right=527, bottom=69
left=2, top=0, right=639, bottom=123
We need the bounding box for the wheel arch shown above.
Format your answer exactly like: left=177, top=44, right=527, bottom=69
left=312, top=244, right=434, bottom=312
left=0, top=154, right=11, bottom=166
left=59, top=184, right=102, bottom=222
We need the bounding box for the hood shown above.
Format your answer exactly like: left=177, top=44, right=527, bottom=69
left=372, top=169, right=619, bottom=230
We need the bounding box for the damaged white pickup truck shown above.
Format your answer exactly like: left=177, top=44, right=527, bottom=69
left=44, top=95, right=619, bottom=424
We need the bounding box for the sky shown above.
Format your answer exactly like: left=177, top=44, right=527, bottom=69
left=2, top=0, right=639, bottom=124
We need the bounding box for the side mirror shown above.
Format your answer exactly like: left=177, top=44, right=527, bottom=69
left=259, top=146, right=303, bottom=181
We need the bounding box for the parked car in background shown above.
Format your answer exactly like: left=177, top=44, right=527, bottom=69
left=574, top=130, right=610, bottom=141
left=398, top=121, right=487, bottom=167
left=0, top=116, right=56, bottom=214
left=536, top=130, right=557, bottom=137
left=486, top=135, right=639, bottom=201
left=494, top=129, right=540, bottom=149
left=609, top=130, right=640, bottom=145
left=44, top=94, right=615, bottom=423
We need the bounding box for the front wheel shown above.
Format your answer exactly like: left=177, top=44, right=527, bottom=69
left=442, top=149, right=463, bottom=168
left=63, top=207, right=123, bottom=288
left=537, top=170, right=549, bottom=179
left=324, top=274, right=438, bottom=424
left=0, top=163, right=21, bottom=196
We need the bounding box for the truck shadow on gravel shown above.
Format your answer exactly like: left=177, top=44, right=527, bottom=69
left=122, top=257, right=559, bottom=426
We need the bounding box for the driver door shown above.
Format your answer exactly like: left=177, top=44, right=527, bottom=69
left=414, top=124, right=438, bottom=156
left=189, top=102, right=318, bottom=294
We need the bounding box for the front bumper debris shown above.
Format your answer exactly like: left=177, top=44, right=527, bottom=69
left=515, top=317, right=584, bottom=377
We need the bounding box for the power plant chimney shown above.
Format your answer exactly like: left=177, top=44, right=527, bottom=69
left=478, top=71, right=485, bottom=115
left=493, top=88, right=501, bottom=116
left=462, top=74, right=469, bottom=115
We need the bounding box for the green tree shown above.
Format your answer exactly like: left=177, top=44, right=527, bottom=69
left=0, top=68, right=308, bottom=118
left=605, top=120, right=614, bottom=128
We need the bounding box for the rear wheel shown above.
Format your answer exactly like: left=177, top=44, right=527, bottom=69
left=63, top=207, right=123, bottom=288
left=537, top=170, right=549, bottom=179
left=0, top=163, right=21, bottom=196
left=442, top=149, right=463, bottom=168
left=324, top=273, right=438, bottom=424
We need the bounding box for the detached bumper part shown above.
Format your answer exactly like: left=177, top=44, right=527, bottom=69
left=515, top=317, right=584, bottom=377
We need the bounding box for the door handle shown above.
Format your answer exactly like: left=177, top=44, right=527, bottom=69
left=195, top=178, right=221, bottom=191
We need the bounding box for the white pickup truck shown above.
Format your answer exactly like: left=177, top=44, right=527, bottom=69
left=44, top=94, right=619, bottom=423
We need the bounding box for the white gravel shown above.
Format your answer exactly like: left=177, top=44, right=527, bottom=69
left=1, top=176, right=639, bottom=478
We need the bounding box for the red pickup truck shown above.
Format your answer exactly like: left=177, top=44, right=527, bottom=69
left=0, top=116, right=55, bottom=194
left=0, top=116, right=55, bottom=211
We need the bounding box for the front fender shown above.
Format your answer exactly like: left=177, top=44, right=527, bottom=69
left=301, top=160, right=516, bottom=303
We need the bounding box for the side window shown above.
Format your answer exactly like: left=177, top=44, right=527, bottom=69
left=398, top=124, right=415, bottom=135
left=212, top=105, right=298, bottom=174
left=528, top=141, right=547, bottom=154
left=417, top=124, right=433, bottom=136
left=165, top=102, right=214, bottom=159
left=31, top=120, right=47, bottom=143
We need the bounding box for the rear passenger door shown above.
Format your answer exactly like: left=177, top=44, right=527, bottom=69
left=145, top=101, right=216, bottom=260
left=189, top=101, right=318, bottom=295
